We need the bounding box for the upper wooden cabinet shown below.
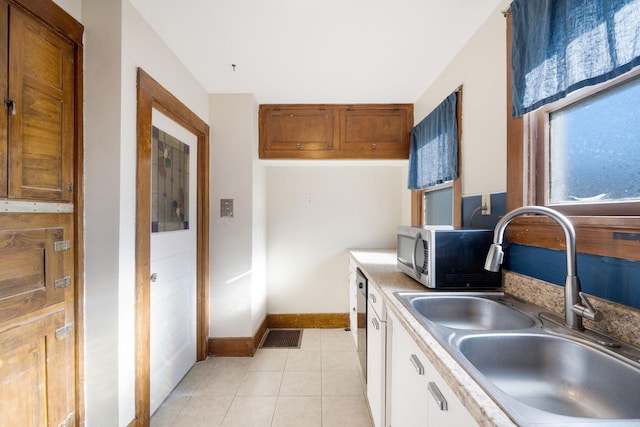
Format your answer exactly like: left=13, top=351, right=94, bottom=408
left=1, top=1, right=78, bottom=202
left=259, top=104, right=413, bottom=159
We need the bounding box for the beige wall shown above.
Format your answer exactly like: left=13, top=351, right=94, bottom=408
left=265, top=163, right=406, bottom=313
left=209, top=94, right=267, bottom=338
left=414, top=0, right=510, bottom=196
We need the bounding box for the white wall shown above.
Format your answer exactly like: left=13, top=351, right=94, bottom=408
left=83, top=0, right=209, bottom=425
left=266, top=163, right=405, bottom=313
left=83, top=0, right=123, bottom=424
left=414, top=0, right=510, bottom=196
left=209, top=94, right=267, bottom=338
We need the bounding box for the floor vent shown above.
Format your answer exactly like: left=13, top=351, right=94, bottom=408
left=259, top=329, right=303, bottom=349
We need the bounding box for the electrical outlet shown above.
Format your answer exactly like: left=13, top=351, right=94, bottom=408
left=481, top=194, right=491, bottom=216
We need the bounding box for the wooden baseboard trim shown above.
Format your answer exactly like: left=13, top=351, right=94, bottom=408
left=208, top=313, right=348, bottom=356
left=208, top=316, right=268, bottom=357
left=266, top=313, right=349, bottom=329
left=252, top=316, right=269, bottom=350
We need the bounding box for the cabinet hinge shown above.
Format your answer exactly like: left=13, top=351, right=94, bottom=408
left=66, top=183, right=73, bottom=192
left=54, top=240, right=71, bottom=251
left=54, top=276, right=72, bottom=289
left=57, top=412, right=74, bottom=427
left=55, top=323, right=73, bottom=340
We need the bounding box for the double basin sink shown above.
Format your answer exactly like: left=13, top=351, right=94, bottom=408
left=395, top=292, right=640, bottom=426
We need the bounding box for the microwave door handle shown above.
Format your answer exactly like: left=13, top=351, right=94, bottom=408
left=412, top=232, right=422, bottom=279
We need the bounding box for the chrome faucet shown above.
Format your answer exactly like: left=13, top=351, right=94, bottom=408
left=484, top=206, right=602, bottom=330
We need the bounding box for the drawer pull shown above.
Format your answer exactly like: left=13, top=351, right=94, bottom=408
left=296, top=143, right=302, bottom=149
left=409, top=354, right=424, bottom=375
left=369, top=293, right=377, bottom=303
left=371, top=317, right=380, bottom=330
left=428, top=382, right=448, bottom=411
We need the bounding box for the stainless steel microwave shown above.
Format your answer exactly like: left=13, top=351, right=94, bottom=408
left=396, top=226, right=501, bottom=289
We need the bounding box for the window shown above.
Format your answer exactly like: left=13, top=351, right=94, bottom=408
left=506, top=15, right=640, bottom=261
left=423, top=182, right=454, bottom=226
left=533, top=69, right=640, bottom=216
left=410, top=90, right=463, bottom=227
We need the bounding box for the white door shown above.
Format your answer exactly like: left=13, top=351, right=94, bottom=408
left=149, top=109, right=198, bottom=414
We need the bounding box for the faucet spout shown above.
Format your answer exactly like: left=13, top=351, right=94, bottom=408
left=484, top=206, right=600, bottom=330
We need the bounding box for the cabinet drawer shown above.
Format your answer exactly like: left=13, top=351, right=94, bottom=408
left=367, top=284, right=385, bottom=320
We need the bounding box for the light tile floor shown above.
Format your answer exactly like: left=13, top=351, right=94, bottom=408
left=151, top=328, right=374, bottom=427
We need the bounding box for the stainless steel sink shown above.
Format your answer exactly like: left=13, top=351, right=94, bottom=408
left=457, top=333, right=640, bottom=420
left=394, top=291, right=640, bottom=425
left=408, top=295, right=535, bottom=330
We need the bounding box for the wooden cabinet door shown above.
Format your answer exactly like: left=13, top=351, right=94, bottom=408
left=0, top=222, right=69, bottom=323
left=339, top=106, right=412, bottom=158
left=0, top=1, right=7, bottom=198
left=259, top=106, right=335, bottom=158
left=7, top=5, right=75, bottom=202
left=0, top=2, right=81, bottom=425
left=0, top=214, right=75, bottom=426
left=259, top=104, right=412, bottom=159
left=0, top=309, right=73, bottom=427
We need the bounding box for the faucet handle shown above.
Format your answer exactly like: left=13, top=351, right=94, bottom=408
left=572, top=292, right=604, bottom=322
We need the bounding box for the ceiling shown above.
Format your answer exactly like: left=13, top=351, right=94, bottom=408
left=128, top=0, right=503, bottom=105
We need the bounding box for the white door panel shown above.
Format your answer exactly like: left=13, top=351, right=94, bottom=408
left=150, top=110, right=198, bottom=414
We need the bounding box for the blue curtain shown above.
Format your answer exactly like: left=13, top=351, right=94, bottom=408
left=407, top=91, right=458, bottom=190
left=511, top=0, right=640, bottom=117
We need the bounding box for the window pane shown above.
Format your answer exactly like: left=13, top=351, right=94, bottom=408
left=548, top=75, right=640, bottom=205
left=423, top=186, right=453, bottom=226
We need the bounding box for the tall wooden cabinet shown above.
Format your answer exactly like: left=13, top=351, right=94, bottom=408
left=0, top=1, right=83, bottom=426
left=259, top=104, right=413, bottom=159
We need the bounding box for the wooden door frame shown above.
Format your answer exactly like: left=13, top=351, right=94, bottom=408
left=134, top=68, right=210, bottom=425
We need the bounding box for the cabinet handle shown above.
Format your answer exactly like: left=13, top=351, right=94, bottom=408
left=296, top=143, right=302, bottom=149
left=428, top=382, right=448, bottom=411
left=409, top=354, right=424, bottom=375
left=371, top=317, right=380, bottom=330
left=369, top=293, right=377, bottom=303
left=371, top=143, right=377, bottom=149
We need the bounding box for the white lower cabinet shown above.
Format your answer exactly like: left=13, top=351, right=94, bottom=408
left=387, top=310, right=478, bottom=427
left=367, top=286, right=386, bottom=427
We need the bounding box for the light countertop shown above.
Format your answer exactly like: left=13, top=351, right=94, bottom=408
left=349, top=248, right=517, bottom=427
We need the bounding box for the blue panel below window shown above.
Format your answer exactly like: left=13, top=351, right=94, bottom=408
left=461, top=192, right=506, bottom=229
left=504, top=244, right=640, bottom=310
